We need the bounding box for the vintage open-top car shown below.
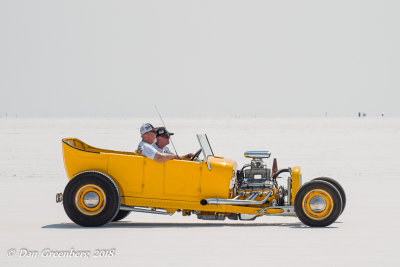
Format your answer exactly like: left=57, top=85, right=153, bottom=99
left=57, top=134, right=346, bottom=227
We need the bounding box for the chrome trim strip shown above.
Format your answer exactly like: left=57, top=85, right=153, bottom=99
left=120, top=205, right=171, bottom=215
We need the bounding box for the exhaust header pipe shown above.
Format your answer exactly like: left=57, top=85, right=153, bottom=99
left=200, top=191, right=273, bottom=206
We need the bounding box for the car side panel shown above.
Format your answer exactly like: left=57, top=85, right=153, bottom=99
left=108, top=154, right=144, bottom=196
left=108, top=155, right=233, bottom=201
left=200, top=157, right=234, bottom=199
left=63, top=139, right=236, bottom=203
left=142, top=157, right=165, bottom=195
left=164, top=160, right=202, bottom=196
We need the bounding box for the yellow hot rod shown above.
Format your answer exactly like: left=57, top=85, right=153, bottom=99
left=57, top=134, right=346, bottom=227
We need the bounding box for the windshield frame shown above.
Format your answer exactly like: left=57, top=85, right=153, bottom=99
left=196, top=134, right=214, bottom=171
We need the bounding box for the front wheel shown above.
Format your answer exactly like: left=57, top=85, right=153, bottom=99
left=63, top=171, right=121, bottom=227
left=312, top=177, right=346, bottom=215
left=294, top=180, right=342, bottom=227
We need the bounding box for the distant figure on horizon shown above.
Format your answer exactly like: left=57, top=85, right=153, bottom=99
left=358, top=112, right=367, bottom=117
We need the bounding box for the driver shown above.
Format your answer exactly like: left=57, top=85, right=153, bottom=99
left=153, top=127, right=194, bottom=160
left=137, top=123, right=177, bottom=163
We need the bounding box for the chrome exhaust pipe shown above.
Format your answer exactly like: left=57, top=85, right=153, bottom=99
left=233, top=192, right=257, bottom=201
left=232, top=192, right=255, bottom=201
left=248, top=192, right=260, bottom=200
left=200, top=191, right=273, bottom=206
left=233, top=192, right=245, bottom=200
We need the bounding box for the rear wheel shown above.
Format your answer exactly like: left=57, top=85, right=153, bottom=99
left=294, top=180, right=342, bottom=227
left=112, top=210, right=131, bottom=222
left=312, top=177, right=346, bottom=214
left=63, top=171, right=120, bottom=227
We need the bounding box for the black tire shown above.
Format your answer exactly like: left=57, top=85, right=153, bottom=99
left=63, top=171, right=120, bottom=227
left=294, top=180, right=342, bottom=227
left=112, top=210, right=131, bottom=222
left=312, top=177, right=346, bottom=214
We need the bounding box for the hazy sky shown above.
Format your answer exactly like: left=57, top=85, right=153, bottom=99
left=0, top=0, right=399, bottom=117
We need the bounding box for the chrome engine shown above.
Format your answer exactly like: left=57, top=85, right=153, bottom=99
left=237, top=151, right=274, bottom=190
left=197, top=151, right=277, bottom=221
left=198, top=151, right=294, bottom=221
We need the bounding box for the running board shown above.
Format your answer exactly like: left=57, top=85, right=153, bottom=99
left=119, top=205, right=172, bottom=215
left=256, top=206, right=295, bottom=216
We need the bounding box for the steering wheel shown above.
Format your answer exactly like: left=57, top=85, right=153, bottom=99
left=190, top=148, right=202, bottom=161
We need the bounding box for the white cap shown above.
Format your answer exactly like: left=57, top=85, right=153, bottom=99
left=140, top=123, right=155, bottom=135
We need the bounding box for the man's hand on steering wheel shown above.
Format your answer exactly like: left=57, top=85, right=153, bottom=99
left=185, top=153, right=195, bottom=159
left=190, top=148, right=202, bottom=161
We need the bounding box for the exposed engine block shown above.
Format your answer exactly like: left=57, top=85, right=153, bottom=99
left=238, top=151, right=274, bottom=190
left=198, top=151, right=277, bottom=221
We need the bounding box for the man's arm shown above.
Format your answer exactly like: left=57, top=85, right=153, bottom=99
left=163, top=146, right=193, bottom=160
left=153, top=152, right=177, bottom=163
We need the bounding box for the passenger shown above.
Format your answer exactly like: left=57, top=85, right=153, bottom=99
left=153, top=127, right=194, bottom=160
left=137, top=123, right=177, bottom=163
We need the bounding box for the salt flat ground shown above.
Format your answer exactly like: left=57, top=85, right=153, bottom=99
left=0, top=117, right=399, bottom=267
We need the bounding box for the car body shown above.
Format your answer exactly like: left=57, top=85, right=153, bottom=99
left=58, top=134, right=345, bottom=227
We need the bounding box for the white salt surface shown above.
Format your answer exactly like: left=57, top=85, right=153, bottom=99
left=1, top=117, right=399, bottom=266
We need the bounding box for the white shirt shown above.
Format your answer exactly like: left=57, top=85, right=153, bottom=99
left=152, top=143, right=173, bottom=154
left=137, top=141, right=159, bottom=160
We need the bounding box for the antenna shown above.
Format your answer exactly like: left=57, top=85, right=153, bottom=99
left=154, top=105, right=179, bottom=156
